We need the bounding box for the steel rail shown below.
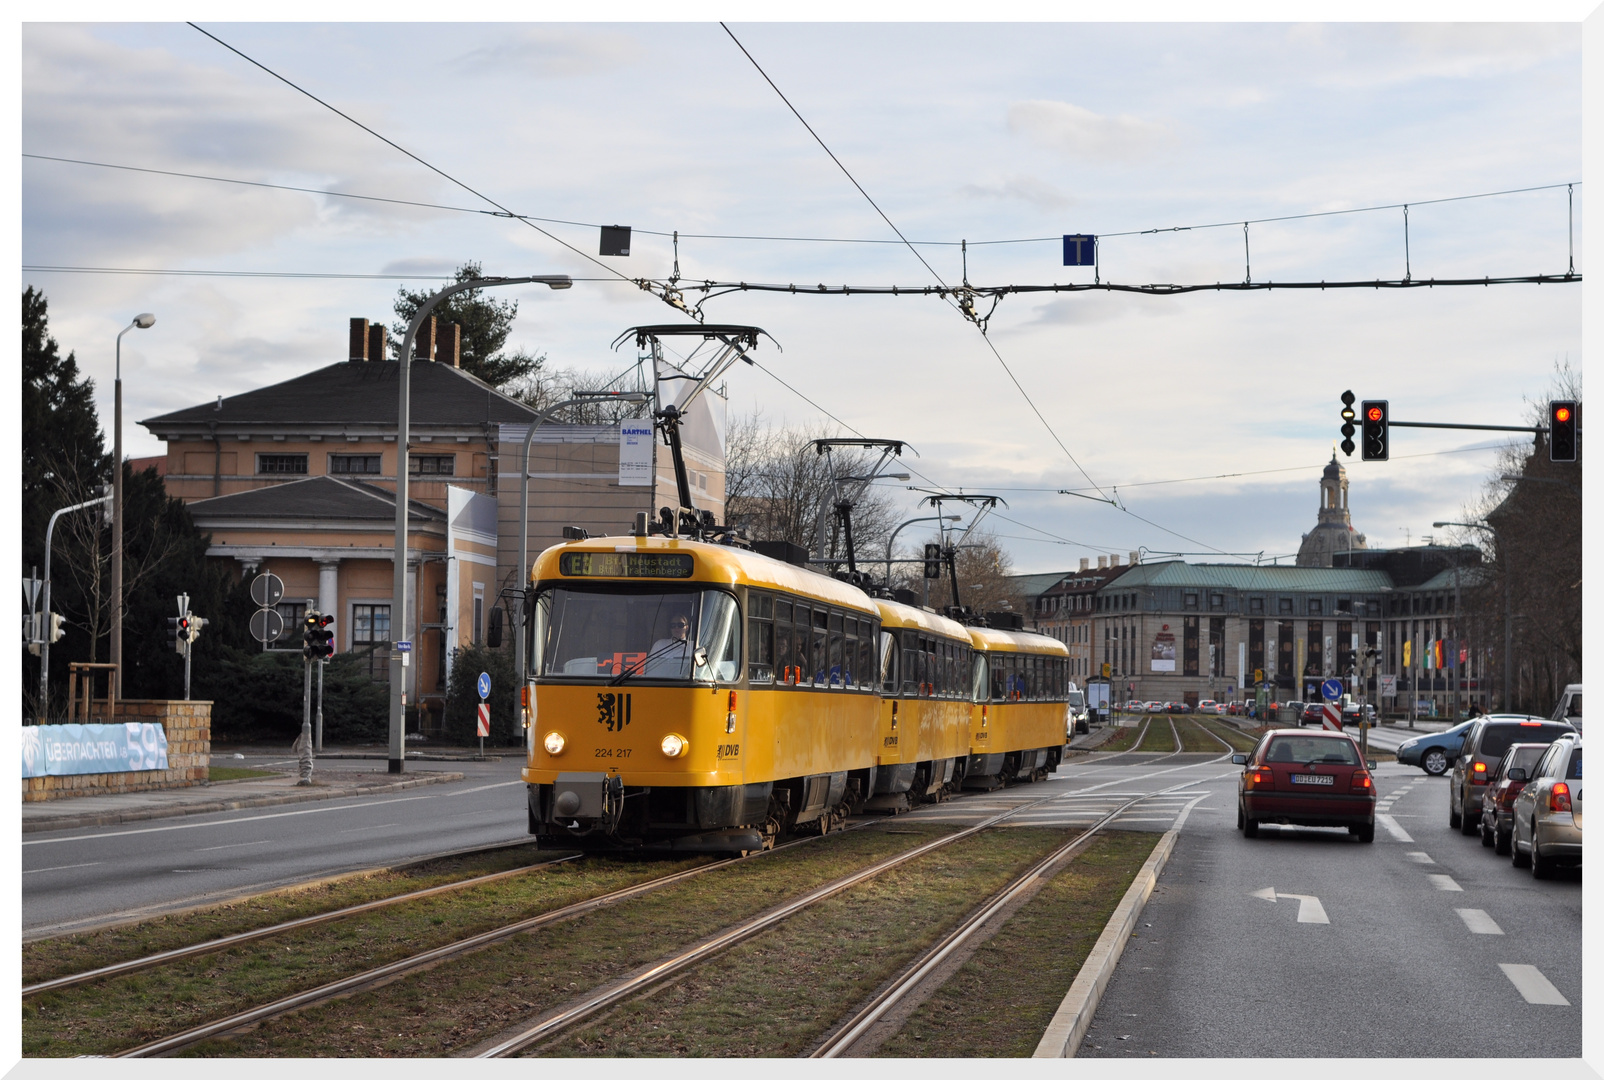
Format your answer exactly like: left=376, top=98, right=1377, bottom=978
left=812, top=787, right=1172, bottom=1057
left=474, top=776, right=1152, bottom=1059
left=112, top=826, right=855, bottom=1058
left=25, top=853, right=581, bottom=998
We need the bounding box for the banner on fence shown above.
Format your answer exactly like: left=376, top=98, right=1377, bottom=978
left=21, top=723, right=170, bottom=778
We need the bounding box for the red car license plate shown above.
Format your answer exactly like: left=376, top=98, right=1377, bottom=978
left=1290, top=774, right=1334, bottom=786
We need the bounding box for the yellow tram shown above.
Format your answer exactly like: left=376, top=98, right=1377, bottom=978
left=523, top=534, right=882, bottom=853
left=963, top=626, right=1072, bottom=789
left=868, top=598, right=975, bottom=809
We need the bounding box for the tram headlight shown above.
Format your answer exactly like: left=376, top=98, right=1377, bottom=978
left=661, top=733, right=688, bottom=758
left=543, top=730, right=567, bottom=756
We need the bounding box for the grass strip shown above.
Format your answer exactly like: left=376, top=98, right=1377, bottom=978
left=165, top=823, right=960, bottom=1057
left=1093, top=720, right=1147, bottom=754
left=24, top=852, right=717, bottom=1057
left=529, top=826, right=1078, bottom=1057
left=24, top=843, right=556, bottom=985
left=1191, top=716, right=1259, bottom=752
left=206, top=768, right=280, bottom=782
left=875, top=829, right=1161, bottom=1057
left=1175, top=718, right=1225, bottom=754
left=1134, top=720, right=1176, bottom=754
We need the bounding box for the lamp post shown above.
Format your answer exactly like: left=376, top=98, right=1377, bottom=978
left=111, top=313, right=155, bottom=697
left=883, top=514, right=961, bottom=592
left=515, top=391, right=652, bottom=683
left=388, top=275, right=570, bottom=775
left=1435, top=521, right=1507, bottom=715
left=39, top=489, right=113, bottom=722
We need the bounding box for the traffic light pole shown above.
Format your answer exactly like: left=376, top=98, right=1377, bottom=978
left=316, top=659, right=325, bottom=753
left=38, top=491, right=112, bottom=723
left=298, top=657, right=314, bottom=785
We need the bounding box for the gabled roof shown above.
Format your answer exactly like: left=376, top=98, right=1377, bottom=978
left=1109, top=560, right=1394, bottom=593
left=186, top=476, right=445, bottom=524
left=1010, top=571, right=1073, bottom=599
left=142, top=361, right=538, bottom=429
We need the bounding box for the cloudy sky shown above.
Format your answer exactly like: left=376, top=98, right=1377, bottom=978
left=20, top=17, right=1586, bottom=573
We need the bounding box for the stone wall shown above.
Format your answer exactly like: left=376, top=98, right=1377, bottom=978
left=22, top=700, right=211, bottom=802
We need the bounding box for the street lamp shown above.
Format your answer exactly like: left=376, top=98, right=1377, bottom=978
left=389, top=275, right=570, bottom=775
left=1435, top=520, right=1507, bottom=714
left=112, top=313, right=155, bottom=696
left=883, top=514, right=961, bottom=590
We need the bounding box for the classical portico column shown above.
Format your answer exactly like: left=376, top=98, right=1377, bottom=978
left=317, top=559, right=341, bottom=647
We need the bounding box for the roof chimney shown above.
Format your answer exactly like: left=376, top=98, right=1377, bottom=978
left=348, top=318, right=370, bottom=362
left=438, top=322, right=462, bottom=368
left=1097, top=555, right=1109, bottom=569
left=369, top=323, right=388, bottom=363
left=1111, top=554, right=1121, bottom=567
left=1079, top=557, right=1089, bottom=572
left=414, top=315, right=436, bottom=362
left=1129, top=551, right=1140, bottom=565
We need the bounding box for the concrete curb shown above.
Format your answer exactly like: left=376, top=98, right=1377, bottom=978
left=20, top=771, right=467, bottom=833
left=1032, top=827, right=1179, bottom=1058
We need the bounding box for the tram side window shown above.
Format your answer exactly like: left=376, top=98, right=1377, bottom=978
left=792, top=603, right=811, bottom=685
left=1033, top=656, right=1045, bottom=700
left=971, top=652, right=988, bottom=702
left=812, top=608, right=829, bottom=686
left=859, top=621, right=878, bottom=691
left=774, top=600, right=794, bottom=683
left=879, top=631, right=898, bottom=693
left=828, top=612, right=845, bottom=687
left=990, top=652, right=1006, bottom=702
left=748, top=592, right=774, bottom=684
left=902, top=632, right=919, bottom=696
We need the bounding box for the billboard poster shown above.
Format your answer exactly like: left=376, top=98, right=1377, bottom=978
left=618, top=420, right=654, bottom=486
left=1151, top=628, right=1176, bottom=672
left=21, top=723, right=169, bottom=778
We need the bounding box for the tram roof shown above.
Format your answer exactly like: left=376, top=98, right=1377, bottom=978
left=874, top=598, right=971, bottom=641
left=532, top=536, right=880, bottom=615
left=967, top=625, right=1070, bottom=657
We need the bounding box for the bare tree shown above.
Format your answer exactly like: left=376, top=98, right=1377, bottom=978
left=503, top=362, right=651, bottom=424
left=888, top=527, right=1026, bottom=615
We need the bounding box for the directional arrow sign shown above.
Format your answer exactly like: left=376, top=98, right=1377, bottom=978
left=1251, top=888, right=1329, bottom=924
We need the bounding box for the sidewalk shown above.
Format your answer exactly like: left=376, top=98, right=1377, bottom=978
left=21, top=766, right=467, bottom=834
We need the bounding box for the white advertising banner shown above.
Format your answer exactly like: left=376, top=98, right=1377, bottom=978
left=618, top=421, right=654, bottom=486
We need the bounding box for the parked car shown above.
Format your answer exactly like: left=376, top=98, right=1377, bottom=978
left=1342, top=703, right=1377, bottom=725
left=1227, top=701, right=1247, bottom=716
left=1449, top=717, right=1577, bottom=835
left=1166, top=701, right=1192, bottom=714
left=1511, top=734, right=1582, bottom=877
left=1477, top=742, right=1550, bottom=854
left=1066, top=690, right=1089, bottom=735
left=1233, top=729, right=1377, bottom=842
left=1548, top=683, right=1582, bottom=735
left=1145, top=701, right=1167, bottom=713
left=1300, top=702, right=1329, bottom=727
left=1396, top=719, right=1478, bottom=776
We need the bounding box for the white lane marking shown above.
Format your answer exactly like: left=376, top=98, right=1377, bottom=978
left=1406, top=852, right=1436, bottom=864
left=1427, top=874, right=1463, bottom=892
left=1251, top=888, right=1330, bottom=923
left=1170, top=794, right=1210, bottom=830
left=1455, top=908, right=1504, bottom=935
left=1499, top=964, right=1571, bottom=1005
left=441, top=780, right=524, bottom=797
left=22, top=795, right=438, bottom=846
left=195, top=840, right=274, bottom=853
left=336, top=822, right=402, bottom=835
left=1377, top=814, right=1414, bottom=842
left=22, top=861, right=101, bottom=875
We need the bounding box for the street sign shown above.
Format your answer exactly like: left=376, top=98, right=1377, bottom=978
left=395, top=640, right=412, bottom=652
left=1323, top=703, right=1342, bottom=730
left=476, top=703, right=490, bottom=738
left=477, top=672, right=492, bottom=700
left=249, top=607, right=285, bottom=644
left=1380, top=674, right=1398, bottom=697
left=23, top=577, right=42, bottom=609
left=249, top=572, right=285, bottom=609
left=1062, top=234, right=1097, bottom=266
left=1321, top=678, right=1343, bottom=701
left=1102, top=663, right=1111, bottom=678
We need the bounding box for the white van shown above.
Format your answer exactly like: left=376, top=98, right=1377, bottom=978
left=1549, top=684, right=1582, bottom=734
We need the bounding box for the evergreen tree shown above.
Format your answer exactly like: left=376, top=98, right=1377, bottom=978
left=391, top=261, right=545, bottom=387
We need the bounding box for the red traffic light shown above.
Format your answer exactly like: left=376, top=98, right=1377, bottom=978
left=1555, top=406, right=1571, bottom=423
left=1366, top=406, right=1382, bottom=422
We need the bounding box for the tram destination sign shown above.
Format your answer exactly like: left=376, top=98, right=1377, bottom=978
left=560, top=552, right=694, bottom=579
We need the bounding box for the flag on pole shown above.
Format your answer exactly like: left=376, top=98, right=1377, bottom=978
left=1403, top=640, right=1412, bottom=668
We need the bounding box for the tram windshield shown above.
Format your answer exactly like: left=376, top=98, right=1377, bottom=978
left=532, top=586, right=740, bottom=683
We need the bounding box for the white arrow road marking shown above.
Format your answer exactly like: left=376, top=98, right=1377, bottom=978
left=1427, top=874, right=1463, bottom=892
left=1376, top=814, right=1413, bottom=842
left=1499, top=964, right=1570, bottom=1005
left=1455, top=908, right=1504, bottom=935
left=1251, top=888, right=1329, bottom=923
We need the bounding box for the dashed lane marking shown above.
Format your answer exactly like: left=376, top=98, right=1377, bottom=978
left=22, top=861, right=101, bottom=875
left=1456, top=908, right=1504, bottom=935
left=1406, top=852, right=1435, bottom=864
left=1427, top=874, right=1463, bottom=892
left=1499, top=964, right=1570, bottom=1005
left=1376, top=814, right=1414, bottom=842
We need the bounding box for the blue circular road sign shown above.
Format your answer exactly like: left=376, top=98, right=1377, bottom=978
left=477, top=672, right=492, bottom=700
left=1321, top=678, right=1343, bottom=701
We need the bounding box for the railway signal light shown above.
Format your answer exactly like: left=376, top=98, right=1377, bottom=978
left=1339, top=390, right=1357, bottom=457
left=924, top=543, right=942, bottom=579
left=1549, top=400, right=1577, bottom=462
left=1360, top=400, right=1389, bottom=461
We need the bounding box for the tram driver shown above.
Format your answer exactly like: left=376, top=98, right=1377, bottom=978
left=645, top=612, right=695, bottom=677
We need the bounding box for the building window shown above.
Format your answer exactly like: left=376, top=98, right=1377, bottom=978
left=1249, top=596, right=1265, bottom=615
left=1278, top=597, right=1294, bottom=615
left=1366, top=599, right=1381, bottom=618
left=487, top=454, right=499, bottom=496
left=269, top=601, right=306, bottom=648
left=1308, top=599, right=1323, bottom=617
left=353, top=603, right=391, bottom=645
left=1183, top=617, right=1200, bottom=677
left=1183, top=592, right=1199, bottom=610
left=330, top=454, right=382, bottom=475
left=472, top=584, right=485, bottom=646
left=409, top=454, right=455, bottom=475
left=1336, top=598, right=1352, bottom=614
left=1209, top=617, right=1225, bottom=677
left=257, top=453, right=308, bottom=475
left=1209, top=593, right=1224, bottom=611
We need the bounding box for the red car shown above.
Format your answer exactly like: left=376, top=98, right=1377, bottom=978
left=1234, top=729, right=1377, bottom=842
left=1477, top=742, right=1550, bottom=855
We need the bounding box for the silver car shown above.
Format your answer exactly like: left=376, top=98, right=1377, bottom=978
left=1449, top=717, right=1575, bottom=836
left=1511, top=734, right=1582, bottom=878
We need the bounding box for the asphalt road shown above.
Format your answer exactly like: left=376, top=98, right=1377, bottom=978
left=1081, top=762, right=1583, bottom=1057
left=22, top=754, right=531, bottom=937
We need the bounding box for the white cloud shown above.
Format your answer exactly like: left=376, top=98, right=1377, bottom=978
left=445, top=28, right=643, bottom=78
left=959, top=174, right=1074, bottom=211
left=1006, top=100, right=1171, bottom=162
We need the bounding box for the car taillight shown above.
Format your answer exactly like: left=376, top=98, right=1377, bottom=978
left=1250, top=767, right=1275, bottom=788
left=1550, top=782, right=1572, bottom=813
left=1351, top=770, right=1372, bottom=792
left=1472, top=761, right=1488, bottom=784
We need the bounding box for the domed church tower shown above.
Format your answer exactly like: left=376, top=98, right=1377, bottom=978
left=1296, top=453, right=1368, bottom=567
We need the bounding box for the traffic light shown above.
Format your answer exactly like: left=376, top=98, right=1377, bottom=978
left=187, top=616, right=207, bottom=644
left=167, top=617, right=182, bottom=652
left=1549, top=400, right=1577, bottom=462
left=303, top=612, right=335, bottom=660
left=49, top=613, right=65, bottom=643
left=1360, top=400, right=1389, bottom=461
left=924, top=543, right=942, bottom=579
left=175, top=615, right=192, bottom=653
left=1339, top=390, right=1357, bottom=457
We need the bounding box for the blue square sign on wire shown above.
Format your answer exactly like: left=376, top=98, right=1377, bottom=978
left=1063, top=234, right=1097, bottom=267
